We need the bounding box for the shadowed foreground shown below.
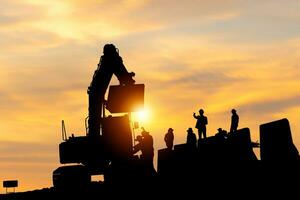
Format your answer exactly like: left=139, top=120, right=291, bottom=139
left=1, top=162, right=299, bottom=199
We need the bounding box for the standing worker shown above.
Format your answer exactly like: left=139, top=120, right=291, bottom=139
left=230, top=109, right=239, bottom=133
left=186, top=128, right=197, bottom=149
left=193, top=109, right=208, bottom=140
left=133, top=127, right=155, bottom=175
left=164, top=128, right=174, bottom=151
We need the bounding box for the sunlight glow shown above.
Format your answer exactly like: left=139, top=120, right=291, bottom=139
left=136, top=109, right=150, bottom=123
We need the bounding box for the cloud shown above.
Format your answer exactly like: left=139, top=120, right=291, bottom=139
left=0, top=141, right=57, bottom=191
left=0, top=0, right=240, bottom=42
left=165, top=71, right=246, bottom=88
left=0, top=1, right=44, bottom=26
left=239, top=95, right=300, bottom=116
left=0, top=141, right=57, bottom=163
left=0, top=30, right=66, bottom=53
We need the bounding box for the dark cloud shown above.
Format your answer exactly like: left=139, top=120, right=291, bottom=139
left=147, top=70, right=248, bottom=93
left=240, top=95, right=300, bottom=115
left=169, top=71, right=246, bottom=87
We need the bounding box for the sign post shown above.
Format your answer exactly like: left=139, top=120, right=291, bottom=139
left=3, top=180, right=18, bottom=194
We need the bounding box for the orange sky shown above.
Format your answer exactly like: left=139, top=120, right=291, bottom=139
left=1, top=0, right=300, bottom=192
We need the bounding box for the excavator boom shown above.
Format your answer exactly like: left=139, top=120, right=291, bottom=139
left=87, top=44, right=135, bottom=136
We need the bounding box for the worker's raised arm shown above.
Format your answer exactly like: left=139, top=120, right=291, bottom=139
left=193, top=112, right=197, bottom=119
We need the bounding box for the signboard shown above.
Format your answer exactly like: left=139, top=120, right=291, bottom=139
left=3, top=180, right=18, bottom=188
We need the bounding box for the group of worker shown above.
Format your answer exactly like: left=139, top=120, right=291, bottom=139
left=193, top=108, right=239, bottom=139
left=133, top=108, right=239, bottom=174
left=164, top=108, right=240, bottom=151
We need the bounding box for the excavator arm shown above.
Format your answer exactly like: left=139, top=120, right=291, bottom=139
left=87, top=44, right=135, bottom=136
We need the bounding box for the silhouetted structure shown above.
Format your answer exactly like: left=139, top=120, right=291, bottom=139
left=193, top=109, right=208, bottom=139
left=260, top=118, right=299, bottom=161
left=186, top=128, right=197, bottom=149
left=230, top=109, right=239, bottom=133
left=164, top=128, right=174, bottom=150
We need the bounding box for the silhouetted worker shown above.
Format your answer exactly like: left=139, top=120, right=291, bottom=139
left=230, top=109, right=239, bottom=133
left=186, top=128, right=197, bottom=149
left=193, top=109, right=208, bottom=140
left=164, top=128, right=174, bottom=151
left=215, top=128, right=227, bottom=139
left=133, top=127, right=155, bottom=175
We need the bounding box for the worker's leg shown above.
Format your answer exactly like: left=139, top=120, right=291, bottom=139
left=198, top=129, right=201, bottom=140
left=230, top=125, right=237, bottom=133
left=167, top=142, right=173, bottom=150
left=203, top=127, right=207, bottom=139
left=234, top=125, right=238, bottom=132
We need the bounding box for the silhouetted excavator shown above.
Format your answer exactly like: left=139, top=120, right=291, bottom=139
left=52, top=44, right=146, bottom=189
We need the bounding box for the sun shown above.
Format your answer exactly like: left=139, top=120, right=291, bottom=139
left=135, top=109, right=150, bottom=123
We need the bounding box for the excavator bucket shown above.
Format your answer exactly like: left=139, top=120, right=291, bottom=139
left=106, top=84, right=144, bottom=113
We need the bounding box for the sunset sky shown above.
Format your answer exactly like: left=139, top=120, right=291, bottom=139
left=1, top=0, right=300, bottom=191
